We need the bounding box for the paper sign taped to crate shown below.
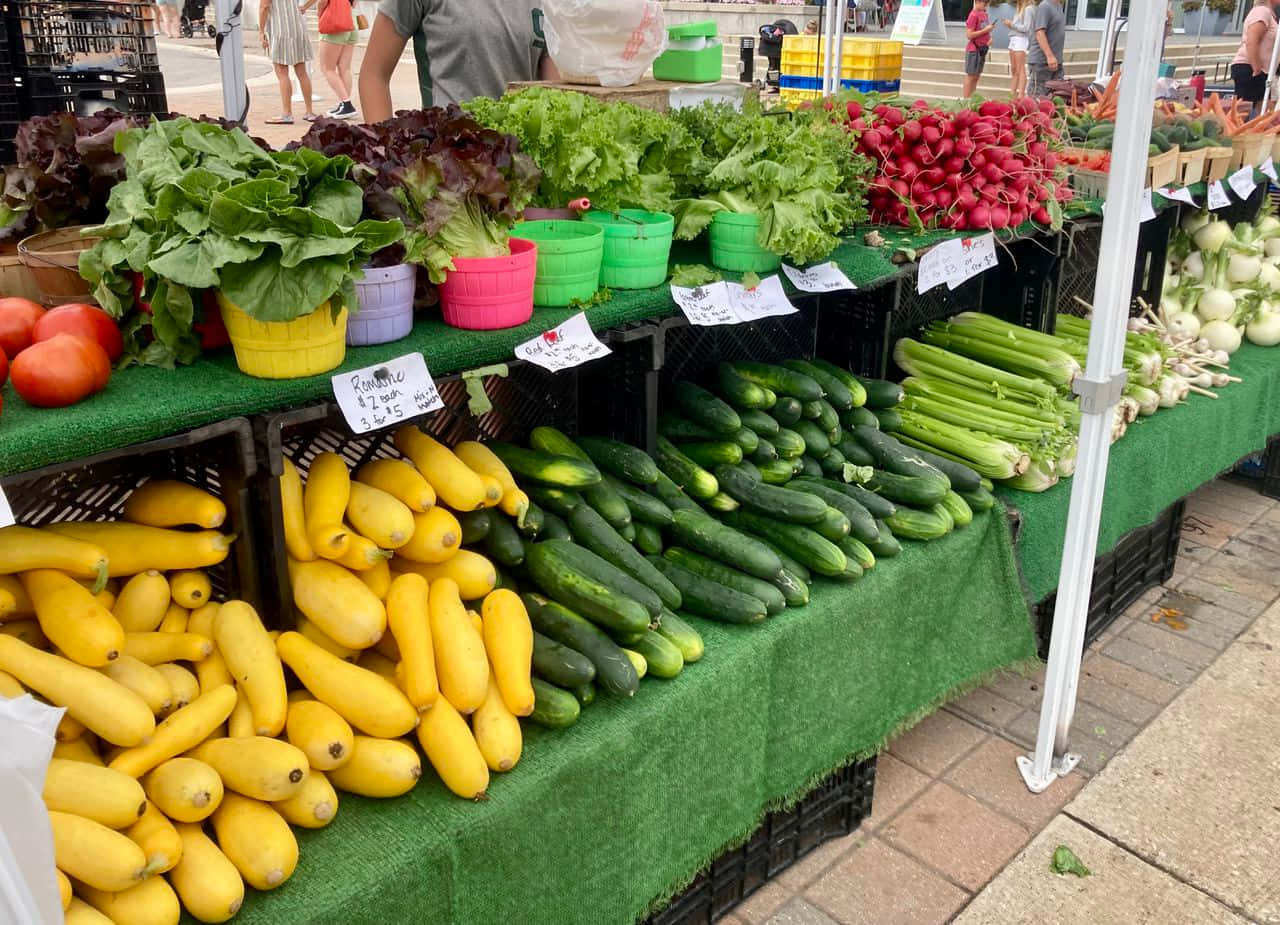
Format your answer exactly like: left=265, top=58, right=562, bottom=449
left=671, top=282, right=737, bottom=326
left=1207, top=180, right=1231, bottom=210
left=1158, top=186, right=1196, bottom=206
left=726, top=274, right=797, bottom=321
left=782, top=262, right=857, bottom=293
left=1228, top=166, right=1258, bottom=201
left=0, top=486, right=13, bottom=529
left=1100, top=189, right=1156, bottom=222
left=1262, top=157, right=1278, bottom=182
left=917, top=233, right=997, bottom=294
left=514, top=312, right=611, bottom=373
left=332, top=352, right=444, bottom=434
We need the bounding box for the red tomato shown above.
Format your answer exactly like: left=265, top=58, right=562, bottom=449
left=0, top=349, right=7, bottom=388
left=0, top=297, right=46, bottom=358
left=32, top=303, right=124, bottom=361
left=9, top=334, right=111, bottom=408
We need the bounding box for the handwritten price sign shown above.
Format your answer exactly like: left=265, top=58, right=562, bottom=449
left=332, top=352, right=444, bottom=435
left=782, top=262, right=857, bottom=293
left=726, top=274, right=797, bottom=321
left=671, top=282, right=737, bottom=326
left=515, top=312, right=611, bottom=372
left=918, top=233, right=997, bottom=294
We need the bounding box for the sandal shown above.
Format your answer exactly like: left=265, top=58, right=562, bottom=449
left=265, top=115, right=294, bottom=125
left=303, top=112, right=319, bottom=122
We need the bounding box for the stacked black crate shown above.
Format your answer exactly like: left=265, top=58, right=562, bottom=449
left=0, top=3, right=21, bottom=162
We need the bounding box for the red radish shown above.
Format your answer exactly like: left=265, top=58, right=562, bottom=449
left=1033, top=206, right=1052, bottom=225
left=902, top=120, right=923, bottom=142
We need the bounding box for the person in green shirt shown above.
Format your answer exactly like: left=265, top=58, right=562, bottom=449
left=358, top=0, right=559, bottom=121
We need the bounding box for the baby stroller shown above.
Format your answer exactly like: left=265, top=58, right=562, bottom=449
left=180, top=0, right=217, bottom=38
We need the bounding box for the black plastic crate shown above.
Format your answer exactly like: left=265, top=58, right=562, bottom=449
left=986, top=232, right=1061, bottom=334
left=0, top=417, right=261, bottom=607
left=1257, top=434, right=1280, bottom=500
left=8, top=0, right=159, bottom=73
left=1056, top=218, right=1102, bottom=321
left=646, top=757, right=877, bottom=925
left=1214, top=181, right=1267, bottom=227
left=578, top=320, right=664, bottom=453
left=24, top=68, right=167, bottom=118
left=1131, top=206, right=1177, bottom=314
left=255, top=361, right=582, bottom=627
left=1032, top=499, right=1185, bottom=658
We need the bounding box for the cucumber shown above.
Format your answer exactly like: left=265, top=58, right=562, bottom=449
left=843, top=406, right=880, bottom=430
left=540, top=512, right=572, bottom=541
left=783, top=359, right=854, bottom=410
left=622, top=649, right=647, bottom=679
left=525, top=542, right=654, bottom=632
left=757, top=539, right=811, bottom=583
left=633, top=522, right=664, bottom=556
left=760, top=458, right=799, bottom=484
left=980, top=477, right=994, bottom=491
left=679, top=441, right=744, bottom=469
left=772, top=567, right=810, bottom=607
left=649, top=470, right=703, bottom=514
left=575, top=436, right=660, bottom=486
left=484, top=514, right=526, bottom=567
left=836, top=436, right=876, bottom=469
left=714, top=465, right=828, bottom=524
left=608, top=627, right=645, bottom=647
left=672, top=381, right=742, bottom=436
left=866, top=469, right=949, bottom=507
left=631, top=629, right=683, bottom=679
left=583, top=479, right=633, bottom=532
left=705, top=491, right=740, bottom=513
left=867, top=519, right=902, bottom=558
left=524, top=595, right=638, bottom=697
left=855, top=376, right=905, bottom=409
left=791, top=419, right=830, bottom=457
left=772, top=427, right=806, bottom=459
left=574, top=682, right=596, bottom=706
left=655, top=609, right=704, bottom=663
left=811, top=399, right=841, bottom=434
left=771, top=396, right=804, bottom=426
left=738, top=409, right=780, bottom=438
left=751, top=438, right=779, bottom=463
left=648, top=556, right=768, bottom=625
left=531, top=428, right=630, bottom=529
left=759, top=387, right=777, bottom=409
left=941, top=490, right=974, bottom=528
left=655, top=437, right=719, bottom=501
left=788, top=480, right=879, bottom=545
left=518, top=502, right=545, bottom=538
left=872, top=408, right=903, bottom=432
left=566, top=506, right=682, bottom=611
left=853, top=427, right=950, bottom=486
left=802, top=400, right=823, bottom=420
left=896, top=444, right=982, bottom=493
left=715, top=362, right=769, bottom=410
left=532, top=630, right=596, bottom=687
left=493, top=567, right=519, bottom=592
left=729, top=361, right=823, bottom=402
left=658, top=413, right=722, bottom=443
left=833, top=557, right=864, bottom=582
left=795, top=456, right=823, bottom=479
left=958, top=485, right=997, bottom=512
left=457, top=509, right=492, bottom=545
left=529, top=677, right=581, bottom=727
left=813, top=506, right=851, bottom=543
left=525, top=485, right=583, bottom=518
left=668, top=508, right=784, bottom=581
left=839, top=535, right=876, bottom=571
left=795, top=476, right=897, bottom=520
left=604, top=474, right=673, bottom=527
left=529, top=426, right=595, bottom=465
left=884, top=506, right=952, bottom=541
left=664, top=547, right=787, bottom=615
left=735, top=459, right=762, bottom=481
left=932, top=501, right=955, bottom=532
left=723, top=510, right=847, bottom=577
left=539, top=536, right=662, bottom=620
left=488, top=443, right=601, bottom=488
left=732, top=427, right=760, bottom=454
left=818, top=448, right=847, bottom=477
left=804, top=357, right=867, bottom=407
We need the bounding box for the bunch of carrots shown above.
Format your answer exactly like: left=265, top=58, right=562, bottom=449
left=1195, top=93, right=1279, bottom=136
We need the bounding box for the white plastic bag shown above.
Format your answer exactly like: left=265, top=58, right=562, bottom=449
left=543, top=0, right=667, bottom=88
left=0, top=695, right=65, bottom=925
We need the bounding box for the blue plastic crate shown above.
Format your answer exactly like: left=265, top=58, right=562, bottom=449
left=779, top=75, right=873, bottom=91
left=873, top=79, right=900, bottom=92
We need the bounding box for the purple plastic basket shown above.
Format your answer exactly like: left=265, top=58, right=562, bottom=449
left=348, top=263, right=416, bottom=346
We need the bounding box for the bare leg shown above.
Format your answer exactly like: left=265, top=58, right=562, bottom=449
left=337, top=43, right=355, bottom=101
left=963, top=73, right=979, bottom=99
left=273, top=62, right=293, bottom=117
left=293, top=61, right=315, bottom=116
left=318, top=41, right=346, bottom=101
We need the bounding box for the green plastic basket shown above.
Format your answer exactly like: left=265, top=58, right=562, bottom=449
left=708, top=211, right=781, bottom=273
left=582, top=210, right=674, bottom=290
left=516, top=220, right=604, bottom=307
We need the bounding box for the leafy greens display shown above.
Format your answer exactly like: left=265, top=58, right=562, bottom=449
left=80, top=117, right=402, bottom=367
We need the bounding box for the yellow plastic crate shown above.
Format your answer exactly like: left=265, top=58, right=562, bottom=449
left=874, top=63, right=902, bottom=80
left=779, top=87, right=822, bottom=108
left=784, top=63, right=879, bottom=81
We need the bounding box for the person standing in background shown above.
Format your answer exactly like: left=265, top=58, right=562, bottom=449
left=302, top=0, right=359, bottom=118
left=358, top=1, right=558, bottom=120
left=154, top=0, right=181, bottom=38
left=962, top=0, right=995, bottom=99
left=1231, top=0, right=1278, bottom=118
left=1004, top=0, right=1035, bottom=98
left=1027, top=0, right=1066, bottom=96
left=260, top=0, right=316, bottom=124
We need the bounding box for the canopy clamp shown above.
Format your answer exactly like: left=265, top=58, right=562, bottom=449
left=1071, top=370, right=1128, bottom=414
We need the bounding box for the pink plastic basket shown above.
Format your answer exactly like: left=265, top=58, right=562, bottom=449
left=439, top=237, right=538, bottom=330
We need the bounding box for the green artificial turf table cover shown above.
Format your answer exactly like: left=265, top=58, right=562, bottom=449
left=999, top=341, right=1280, bottom=603
left=217, top=508, right=1034, bottom=925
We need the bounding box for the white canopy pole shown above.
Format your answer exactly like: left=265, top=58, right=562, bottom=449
left=1262, top=17, right=1280, bottom=112
left=1094, top=0, right=1123, bottom=82
left=821, top=0, right=841, bottom=95
left=1017, top=0, right=1164, bottom=794
left=214, top=0, right=248, bottom=123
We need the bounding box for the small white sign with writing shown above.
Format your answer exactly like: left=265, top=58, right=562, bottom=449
left=782, top=262, right=857, bottom=293
left=1228, top=166, right=1258, bottom=201
left=0, top=486, right=13, bottom=529
left=514, top=312, right=611, bottom=373
left=1158, top=186, right=1196, bottom=206
left=1207, top=179, right=1231, bottom=210
left=1262, top=157, right=1278, bottom=182
left=1101, top=189, right=1156, bottom=222
left=332, top=352, right=443, bottom=435
left=726, top=274, right=797, bottom=321
left=917, top=239, right=959, bottom=294
left=947, top=233, right=998, bottom=290
left=671, top=282, right=736, bottom=326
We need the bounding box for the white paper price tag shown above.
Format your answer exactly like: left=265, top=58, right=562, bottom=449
left=1207, top=180, right=1231, bottom=210
left=1262, top=157, right=1278, bottom=182
left=917, top=239, right=960, bottom=294
left=1140, top=189, right=1157, bottom=223
left=781, top=262, right=857, bottom=293
left=0, top=486, right=13, bottom=529
left=947, top=233, right=998, bottom=290
left=1158, top=186, right=1196, bottom=206
left=514, top=312, right=611, bottom=373
left=332, top=352, right=443, bottom=435
left=726, top=274, right=797, bottom=321
left=1228, top=166, right=1258, bottom=201
left=671, top=281, right=736, bottom=326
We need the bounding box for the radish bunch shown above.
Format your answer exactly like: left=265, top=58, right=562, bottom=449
left=848, top=98, right=1072, bottom=231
